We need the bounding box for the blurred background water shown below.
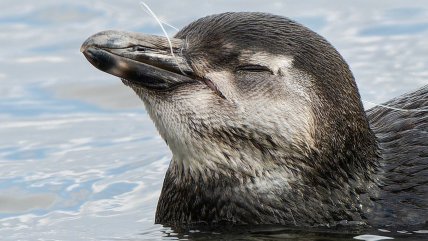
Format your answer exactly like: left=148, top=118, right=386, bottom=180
left=0, top=0, right=427, bottom=240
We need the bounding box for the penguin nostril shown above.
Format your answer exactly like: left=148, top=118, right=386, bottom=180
left=132, top=45, right=147, bottom=52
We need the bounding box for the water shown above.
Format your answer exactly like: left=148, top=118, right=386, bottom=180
left=0, top=0, right=427, bottom=240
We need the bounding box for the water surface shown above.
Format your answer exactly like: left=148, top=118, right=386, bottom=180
left=0, top=0, right=427, bottom=240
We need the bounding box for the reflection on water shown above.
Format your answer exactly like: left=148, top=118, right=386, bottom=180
left=0, top=0, right=427, bottom=240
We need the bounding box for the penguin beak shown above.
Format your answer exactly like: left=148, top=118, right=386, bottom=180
left=81, top=30, right=195, bottom=90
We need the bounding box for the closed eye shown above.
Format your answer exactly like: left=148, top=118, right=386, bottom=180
left=235, top=65, right=273, bottom=74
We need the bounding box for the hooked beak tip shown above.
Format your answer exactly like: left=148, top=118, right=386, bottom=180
left=80, top=37, right=93, bottom=53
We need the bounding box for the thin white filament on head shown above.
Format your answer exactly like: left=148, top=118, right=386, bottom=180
left=140, top=1, right=186, bottom=75
left=159, top=21, right=179, bottom=31
left=363, top=100, right=428, bottom=112
left=140, top=7, right=179, bottom=31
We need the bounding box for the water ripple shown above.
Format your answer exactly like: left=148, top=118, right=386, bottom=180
left=0, top=0, right=427, bottom=240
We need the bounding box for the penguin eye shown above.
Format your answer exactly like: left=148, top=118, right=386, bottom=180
left=235, top=65, right=273, bottom=74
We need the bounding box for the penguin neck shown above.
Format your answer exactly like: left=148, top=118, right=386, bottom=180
left=156, top=146, right=381, bottom=226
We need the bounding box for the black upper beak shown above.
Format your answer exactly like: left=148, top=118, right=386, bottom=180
left=81, top=30, right=196, bottom=90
